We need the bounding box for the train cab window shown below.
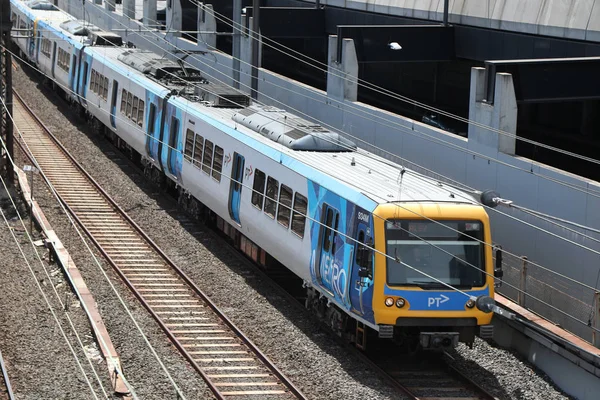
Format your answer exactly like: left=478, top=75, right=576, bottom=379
left=137, top=100, right=144, bottom=127
left=184, top=129, right=194, bottom=161
left=11, top=13, right=16, bottom=28
left=277, top=185, right=293, bottom=228
left=120, top=89, right=126, bottom=113
left=291, top=193, right=307, bottom=238
left=202, top=140, right=213, bottom=175
left=251, top=169, right=266, bottom=209
left=264, top=177, right=279, bottom=218
left=212, top=145, right=223, bottom=182
left=193, top=135, right=203, bottom=168
left=132, top=97, right=139, bottom=122
left=126, top=92, right=133, bottom=117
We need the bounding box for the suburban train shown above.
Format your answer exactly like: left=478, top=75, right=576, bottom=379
left=10, top=0, right=503, bottom=350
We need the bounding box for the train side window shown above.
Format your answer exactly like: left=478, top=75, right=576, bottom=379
left=212, top=145, right=223, bottom=182
left=132, top=97, right=139, bottom=122
left=11, top=12, right=16, bottom=28
left=277, top=185, right=293, bottom=228
left=322, top=208, right=334, bottom=252
left=264, top=177, right=279, bottom=218
left=94, top=72, right=100, bottom=93
left=90, top=70, right=96, bottom=93
left=137, top=100, right=144, bottom=127
left=126, top=92, right=133, bottom=117
left=184, top=129, right=194, bottom=161
left=251, top=169, right=266, bottom=209
left=355, top=231, right=365, bottom=266
left=202, top=140, right=213, bottom=175
left=291, top=193, right=307, bottom=238
left=193, top=135, right=203, bottom=168
left=103, top=77, right=109, bottom=100
left=120, top=89, right=126, bottom=113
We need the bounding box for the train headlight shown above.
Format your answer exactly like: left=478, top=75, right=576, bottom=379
left=466, top=299, right=476, bottom=309
left=385, top=297, right=394, bottom=307
left=395, top=298, right=405, bottom=308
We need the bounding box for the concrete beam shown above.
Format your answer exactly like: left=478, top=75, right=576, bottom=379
left=123, top=0, right=135, bottom=19
left=143, top=0, right=157, bottom=28
left=197, top=3, right=216, bottom=49
left=327, top=35, right=358, bottom=102
left=166, top=0, right=183, bottom=38
left=105, top=0, right=115, bottom=12
left=468, top=67, right=517, bottom=156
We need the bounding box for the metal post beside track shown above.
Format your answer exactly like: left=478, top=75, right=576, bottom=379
left=0, top=0, right=14, bottom=182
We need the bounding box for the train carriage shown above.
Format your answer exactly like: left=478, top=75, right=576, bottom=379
left=10, top=0, right=503, bottom=350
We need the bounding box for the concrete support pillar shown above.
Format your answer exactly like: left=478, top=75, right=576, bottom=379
left=468, top=67, right=517, bottom=156
left=123, top=0, right=135, bottom=19
left=197, top=3, right=217, bottom=49
left=326, top=35, right=358, bottom=102
left=143, top=0, right=157, bottom=27
left=239, top=16, right=261, bottom=95
left=166, top=0, right=183, bottom=38
left=105, top=0, right=115, bottom=12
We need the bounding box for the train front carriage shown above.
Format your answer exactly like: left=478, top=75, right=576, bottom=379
left=371, top=202, right=496, bottom=349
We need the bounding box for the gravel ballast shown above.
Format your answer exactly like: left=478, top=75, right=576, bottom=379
left=2, top=60, right=573, bottom=399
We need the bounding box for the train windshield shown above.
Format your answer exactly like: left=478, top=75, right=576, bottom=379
left=385, top=220, right=486, bottom=289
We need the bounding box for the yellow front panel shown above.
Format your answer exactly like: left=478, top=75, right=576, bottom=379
left=371, top=202, right=494, bottom=326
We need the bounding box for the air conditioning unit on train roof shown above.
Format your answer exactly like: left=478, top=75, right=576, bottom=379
left=232, top=105, right=357, bottom=152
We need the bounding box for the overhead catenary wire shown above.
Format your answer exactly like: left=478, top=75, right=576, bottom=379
left=0, top=94, right=189, bottom=400
left=0, top=179, right=107, bottom=400
left=196, top=1, right=600, bottom=168
left=90, top=0, right=600, bottom=205
left=6, top=52, right=599, bottom=336
left=9, top=4, right=600, bottom=310
left=63, top=6, right=600, bottom=264
left=5, top=33, right=600, bottom=297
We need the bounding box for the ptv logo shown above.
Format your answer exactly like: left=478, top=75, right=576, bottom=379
left=427, top=294, right=450, bottom=308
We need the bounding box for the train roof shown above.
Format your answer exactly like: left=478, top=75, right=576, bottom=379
left=13, top=0, right=73, bottom=22
left=169, top=97, right=478, bottom=207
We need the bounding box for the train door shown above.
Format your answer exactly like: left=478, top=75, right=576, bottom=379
left=349, top=227, right=374, bottom=315
left=51, top=42, right=57, bottom=78
left=317, top=204, right=340, bottom=295
left=167, top=116, right=180, bottom=174
left=146, top=102, right=158, bottom=159
left=110, top=80, right=119, bottom=128
left=228, top=153, right=245, bottom=225
left=77, top=57, right=88, bottom=105
left=35, top=31, right=41, bottom=62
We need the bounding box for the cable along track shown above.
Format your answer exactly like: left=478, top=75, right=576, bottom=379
left=11, top=91, right=305, bottom=400
left=0, top=348, right=14, bottom=400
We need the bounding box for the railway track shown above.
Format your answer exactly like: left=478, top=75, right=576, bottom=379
left=0, top=349, right=15, bottom=400
left=366, top=347, right=499, bottom=400
left=11, top=90, right=306, bottom=400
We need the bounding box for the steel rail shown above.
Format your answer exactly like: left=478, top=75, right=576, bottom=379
left=12, top=89, right=306, bottom=400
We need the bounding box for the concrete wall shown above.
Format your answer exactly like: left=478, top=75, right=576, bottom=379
left=300, top=0, right=600, bottom=43
left=60, top=0, right=600, bottom=342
